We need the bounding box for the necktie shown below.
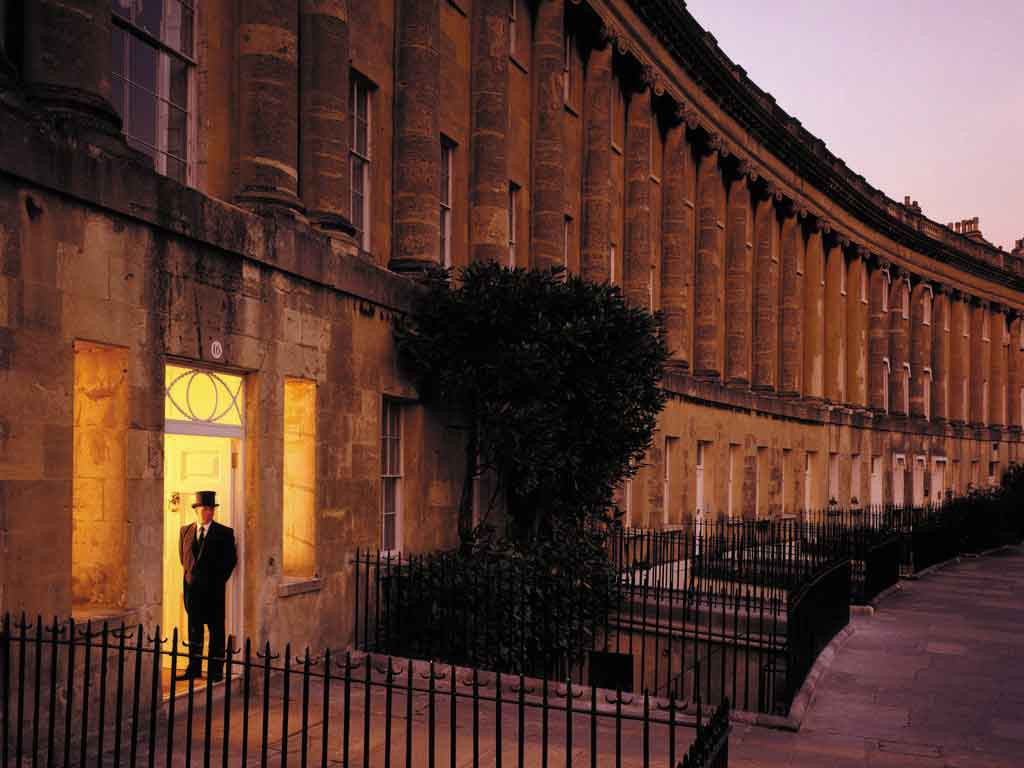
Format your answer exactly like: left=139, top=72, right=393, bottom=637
left=198, top=526, right=205, bottom=546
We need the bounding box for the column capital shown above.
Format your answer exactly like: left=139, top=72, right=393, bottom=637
left=737, top=157, right=759, bottom=182
left=755, top=178, right=785, bottom=204
left=932, top=282, right=952, bottom=297
left=672, top=101, right=701, bottom=130
left=704, top=130, right=725, bottom=155
left=784, top=198, right=809, bottom=220
left=596, top=22, right=618, bottom=50
left=824, top=228, right=850, bottom=250
left=639, top=64, right=659, bottom=94
left=976, top=297, right=991, bottom=310
left=855, top=244, right=871, bottom=261
left=810, top=216, right=832, bottom=235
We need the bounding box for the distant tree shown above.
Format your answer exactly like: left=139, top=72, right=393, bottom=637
left=395, top=262, right=668, bottom=548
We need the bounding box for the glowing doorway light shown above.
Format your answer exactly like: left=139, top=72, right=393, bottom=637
left=165, top=365, right=244, bottom=427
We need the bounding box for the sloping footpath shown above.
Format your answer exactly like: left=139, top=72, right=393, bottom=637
left=729, top=545, right=1024, bottom=767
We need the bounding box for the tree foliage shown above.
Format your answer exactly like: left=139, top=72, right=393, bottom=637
left=395, top=261, right=668, bottom=547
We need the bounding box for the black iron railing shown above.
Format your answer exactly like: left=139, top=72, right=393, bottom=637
left=679, top=698, right=730, bottom=768
left=785, top=559, right=851, bottom=709
left=0, top=613, right=714, bottom=768
left=860, top=531, right=901, bottom=603
left=354, top=516, right=860, bottom=717
left=352, top=496, right=1022, bottom=721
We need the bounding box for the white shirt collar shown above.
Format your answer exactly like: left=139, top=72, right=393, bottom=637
left=197, top=521, right=212, bottom=534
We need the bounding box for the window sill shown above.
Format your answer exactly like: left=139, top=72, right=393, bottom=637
left=278, top=577, right=322, bottom=598
left=564, top=101, right=579, bottom=117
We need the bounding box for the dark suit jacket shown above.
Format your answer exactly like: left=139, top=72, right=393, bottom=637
left=179, top=521, right=237, bottom=620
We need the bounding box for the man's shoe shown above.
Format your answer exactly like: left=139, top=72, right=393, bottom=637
left=174, top=669, right=201, bottom=681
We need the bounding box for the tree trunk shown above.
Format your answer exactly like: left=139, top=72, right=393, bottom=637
left=458, top=422, right=478, bottom=549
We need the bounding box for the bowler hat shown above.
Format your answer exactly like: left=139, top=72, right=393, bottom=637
left=192, top=490, right=220, bottom=508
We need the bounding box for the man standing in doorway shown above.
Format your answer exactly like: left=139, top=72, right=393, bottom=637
left=177, top=490, right=237, bottom=681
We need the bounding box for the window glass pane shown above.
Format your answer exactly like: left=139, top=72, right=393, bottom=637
left=349, top=81, right=355, bottom=132
left=356, top=83, right=369, bottom=122
left=166, top=155, right=186, bottom=184
left=160, top=0, right=193, bottom=57
left=128, top=83, right=157, bottom=152
left=169, top=57, right=189, bottom=109
left=129, top=35, right=158, bottom=95
left=137, top=0, right=165, bottom=42
left=180, top=5, right=194, bottom=56
left=112, top=26, right=127, bottom=78
left=166, top=103, right=188, bottom=161
left=164, top=365, right=245, bottom=426
left=355, top=116, right=368, bottom=156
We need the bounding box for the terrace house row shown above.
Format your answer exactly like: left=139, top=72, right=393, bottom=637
left=1, top=0, right=1023, bottom=649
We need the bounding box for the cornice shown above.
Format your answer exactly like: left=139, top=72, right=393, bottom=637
left=588, top=0, right=1023, bottom=295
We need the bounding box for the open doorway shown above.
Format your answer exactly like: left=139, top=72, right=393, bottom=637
left=162, top=364, right=245, bottom=695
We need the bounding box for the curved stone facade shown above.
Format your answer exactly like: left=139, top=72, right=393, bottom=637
left=0, top=0, right=1020, bottom=640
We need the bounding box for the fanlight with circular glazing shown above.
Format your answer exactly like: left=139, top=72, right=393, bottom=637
left=164, top=365, right=244, bottom=427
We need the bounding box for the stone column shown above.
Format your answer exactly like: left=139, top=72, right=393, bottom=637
left=300, top=0, right=352, bottom=231
left=931, top=285, right=951, bottom=422
left=779, top=211, right=804, bottom=396
left=392, top=0, right=441, bottom=271
left=846, top=249, right=869, bottom=408
left=909, top=283, right=933, bottom=418
left=950, top=292, right=970, bottom=423
left=694, top=147, right=726, bottom=378
left=1009, top=313, right=1022, bottom=429
left=990, top=306, right=1008, bottom=427
left=752, top=192, right=780, bottom=391
left=724, top=173, right=753, bottom=386
left=530, top=0, right=565, bottom=270
left=623, top=86, right=652, bottom=308
left=469, top=0, right=509, bottom=264
left=888, top=271, right=910, bottom=416
left=581, top=35, right=613, bottom=283
left=970, top=299, right=989, bottom=425
left=868, top=259, right=889, bottom=411
left=22, top=0, right=120, bottom=132
left=237, top=0, right=303, bottom=211
left=803, top=226, right=825, bottom=400
left=824, top=240, right=846, bottom=403
left=661, top=117, right=695, bottom=367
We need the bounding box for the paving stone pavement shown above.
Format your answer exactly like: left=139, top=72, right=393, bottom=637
left=729, top=545, right=1024, bottom=767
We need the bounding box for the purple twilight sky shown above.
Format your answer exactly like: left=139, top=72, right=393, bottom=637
left=684, top=0, right=1023, bottom=252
